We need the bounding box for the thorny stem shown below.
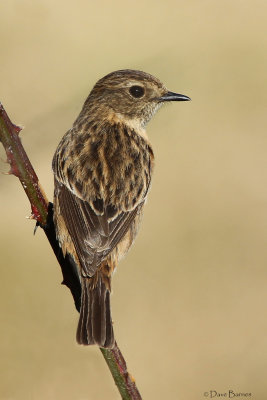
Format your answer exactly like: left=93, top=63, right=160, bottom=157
left=100, top=346, right=141, bottom=400
left=0, top=106, right=48, bottom=224
left=0, top=102, right=142, bottom=400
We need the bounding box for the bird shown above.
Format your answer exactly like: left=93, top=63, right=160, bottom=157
left=52, top=69, right=190, bottom=348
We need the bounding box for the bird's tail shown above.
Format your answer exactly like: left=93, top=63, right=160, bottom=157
left=76, top=273, right=114, bottom=348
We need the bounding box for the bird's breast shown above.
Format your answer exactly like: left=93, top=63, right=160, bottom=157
left=53, top=122, right=154, bottom=213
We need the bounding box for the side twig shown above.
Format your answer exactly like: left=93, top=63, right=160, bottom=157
left=0, top=103, right=142, bottom=400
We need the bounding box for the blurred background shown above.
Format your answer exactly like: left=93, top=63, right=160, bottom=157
left=1, top=1, right=267, bottom=399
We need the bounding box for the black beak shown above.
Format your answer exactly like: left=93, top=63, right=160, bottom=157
left=159, top=91, right=191, bottom=102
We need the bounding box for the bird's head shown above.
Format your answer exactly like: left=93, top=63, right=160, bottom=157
left=82, top=69, right=190, bottom=128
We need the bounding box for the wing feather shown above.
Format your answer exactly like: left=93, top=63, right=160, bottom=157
left=56, top=180, right=143, bottom=277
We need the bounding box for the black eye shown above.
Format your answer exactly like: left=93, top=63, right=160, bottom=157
left=129, top=85, right=145, bottom=98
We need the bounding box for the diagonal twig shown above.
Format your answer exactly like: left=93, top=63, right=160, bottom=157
left=0, top=102, right=142, bottom=400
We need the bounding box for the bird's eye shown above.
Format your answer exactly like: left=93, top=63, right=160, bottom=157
left=129, top=85, right=145, bottom=98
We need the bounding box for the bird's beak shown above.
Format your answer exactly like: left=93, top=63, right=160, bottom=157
left=159, top=91, right=191, bottom=102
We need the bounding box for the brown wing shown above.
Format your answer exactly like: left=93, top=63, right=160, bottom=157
left=56, top=180, right=143, bottom=278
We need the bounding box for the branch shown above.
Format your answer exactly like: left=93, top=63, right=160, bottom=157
left=0, top=102, right=142, bottom=400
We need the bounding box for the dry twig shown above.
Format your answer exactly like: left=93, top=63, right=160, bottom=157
left=0, top=103, right=142, bottom=400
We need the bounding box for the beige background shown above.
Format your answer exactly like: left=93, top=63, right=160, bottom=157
left=1, top=1, right=267, bottom=399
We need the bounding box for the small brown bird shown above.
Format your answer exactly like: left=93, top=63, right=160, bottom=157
left=52, top=69, right=190, bottom=348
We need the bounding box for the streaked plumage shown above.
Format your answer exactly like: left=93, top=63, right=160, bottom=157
left=52, top=69, right=190, bottom=348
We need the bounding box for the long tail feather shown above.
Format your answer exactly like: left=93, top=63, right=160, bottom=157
left=76, top=276, right=114, bottom=348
